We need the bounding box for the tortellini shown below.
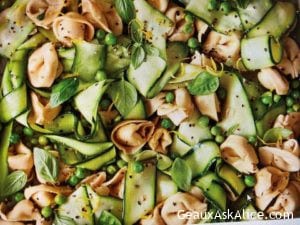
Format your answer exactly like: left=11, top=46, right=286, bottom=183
left=259, top=139, right=300, bottom=172
left=111, top=120, right=155, bottom=154
left=194, top=93, right=220, bottom=121
left=24, top=184, right=72, bottom=207
left=82, top=0, right=123, bottom=35
left=148, top=128, right=172, bottom=154
left=8, top=142, right=33, bottom=176
left=148, top=0, right=169, bottom=13
left=166, top=5, right=194, bottom=42
left=28, top=42, right=62, bottom=88
left=29, top=92, right=62, bottom=126
left=220, top=135, right=259, bottom=174
left=257, top=68, right=289, bottom=95
left=157, top=88, right=194, bottom=126
left=26, top=0, right=66, bottom=29
left=273, top=112, right=300, bottom=138
left=277, top=37, right=300, bottom=78
left=254, top=166, right=289, bottom=211
left=53, top=12, right=94, bottom=47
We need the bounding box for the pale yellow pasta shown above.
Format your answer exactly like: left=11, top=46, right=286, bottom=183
left=27, top=42, right=62, bottom=88
left=220, top=135, right=259, bottom=174
left=257, top=68, right=289, bottom=95
left=157, top=88, right=194, bottom=126
left=194, top=93, right=220, bottom=121
left=145, top=93, right=166, bottom=116
left=8, top=142, right=33, bottom=176
left=111, top=120, right=155, bottom=154
left=190, top=51, right=214, bottom=68
left=52, top=12, right=94, bottom=47
left=26, top=0, right=66, bottom=29
left=148, top=0, right=169, bottom=13
left=277, top=37, right=300, bottom=78
left=274, top=112, right=300, bottom=138
left=148, top=128, right=172, bottom=154
left=195, top=19, right=209, bottom=43
left=140, top=203, right=166, bottom=225
left=29, top=92, right=62, bottom=126
left=254, top=166, right=289, bottom=211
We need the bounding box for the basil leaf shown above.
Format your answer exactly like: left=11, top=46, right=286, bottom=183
left=115, top=0, right=135, bottom=23
left=263, top=128, right=293, bottom=143
left=131, top=45, right=146, bottom=69
left=99, top=211, right=122, bottom=225
left=50, top=78, right=79, bottom=107
left=130, top=19, right=143, bottom=43
left=144, top=44, right=160, bottom=57
left=34, top=148, right=59, bottom=184
left=107, top=79, right=138, bottom=117
left=171, top=158, right=192, bottom=191
left=2, top=171, right=27, bottom=197
left=187, top=71, right=219, bottom=96
left=54, top=214, right=76, bottom=225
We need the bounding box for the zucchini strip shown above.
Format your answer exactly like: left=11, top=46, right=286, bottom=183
left=241, top=35, right=282, bottom=70
left=247, top=1, right=296, bottom=38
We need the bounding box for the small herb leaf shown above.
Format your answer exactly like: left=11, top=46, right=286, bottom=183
left=131, top=45, right=146, bottom=69
left=115, top=0, right=135, bottom=23
left=50, top=78, right=79, bottom=107
left=144, top=44, right=160, bottom=57
left=54, top=214, right=76, bottom=225
left=34, top=148, right=59, bottom=184
left=263, top=128, right=293, bottom=143
left=130, top=19, right=143, bottom=43
left=187, top=71, right=219, bottom=96
left=2, top=171, right=27, bottom=197
left=171, top=158, right=192, bottom=191
left=107, top=79, right=138, bottom=117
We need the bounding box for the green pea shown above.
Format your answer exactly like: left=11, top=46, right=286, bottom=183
left=291, top=90, right=300, bottom=99
left=38, top=136, right=48, bottom=146
left=261, top=94, right=272, bottom=105
left=14, top=192, right=25, bottom=202
left=117, top=159, right=127, bottom=168
left=286, top=97, right=294, bottom=107
left=183, top=23, right=193, bottom=34
left=215, top=135, right=224, bottom=144
left=244, top=175, right=256, bottom=187
left=187, top=37, right=199, bottom=49
left=96, top=29, right=106, bottom=40
left=23, top=127, right=34, bottom=137
left=68, top=175, right=80, bottom=186
left=208, top=0, right=218, bottom=10
left=210, top=126, right=222, bottom=136
left=165, top=92, right=175, bottom=103
left=41, top=206, right=53, bottom=218
left=107, top=165, right=117, bottom=175
left=184, top=14, right=194, bottom=23
left=75, top=167, right=88, bottom=179
left=31, top=138, right=38, bottom=145
left=292, top=79, right=300, bottom=89
left=105, top=33, right=117, bottom=46
left=95, top=70, right=107, bottom=81
left=161, top=118, right=173, bottom=129
left=273, top=94, right=281, bottom=103
left=287, top=107, right=295, bottom=113
left=9, top=133, right=20, bottom=144
left=220, top=1, right=231, bottom=14
left=54, top=194, right=67, bottom=205
left=248, top=136, right=257, bottom=144
left=133, top=161, right=144, bottom=173
left=100, top=99, right=111, bottom=111
left=293, top=103, right=300, bottom=112
left=197, top=116, right=210, bottom=127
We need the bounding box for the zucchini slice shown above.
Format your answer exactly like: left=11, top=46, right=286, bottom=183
left=247, top=1, right=296, bottom=38
left=193, top=172, right=227, bottom=211
left=45, top=135, right=113, bottom=156
left=86, top=185, right=123, bottom=220
left=72, top=40, right=106, bottom=81
left=0, top=0, right=35, bottom=58
left=218, top=73, right=256, bottom=137
left=186, top=0, right=243, bottom=34
left=58, top=186, right=94, bottom=225
left=156, top=172, right=178, bottom=203
left=237, top=0, right=273, bottom=30
left=241, top=35, right=283, bottom=70
left=123, top=160, right=156, bottom=225
left=184, top=141, right=221, bottom=178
